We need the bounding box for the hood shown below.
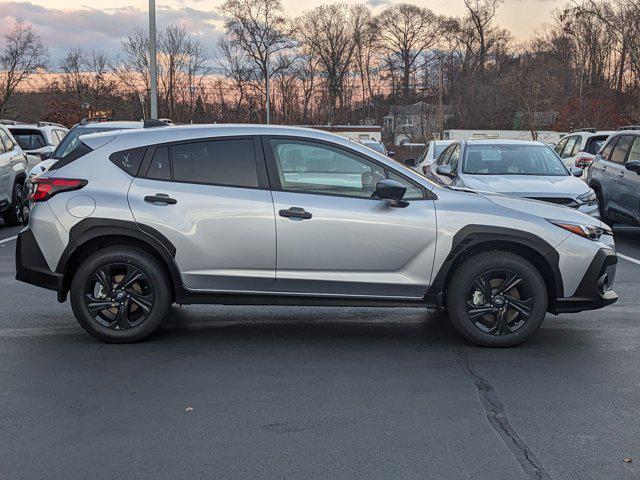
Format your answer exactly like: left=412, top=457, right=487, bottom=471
left=459, top=174, right=588, bottom=198
left=482, top=192, right=606, bottom=228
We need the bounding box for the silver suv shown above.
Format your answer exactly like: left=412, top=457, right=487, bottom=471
left=16, top=125, right=618, bottom=347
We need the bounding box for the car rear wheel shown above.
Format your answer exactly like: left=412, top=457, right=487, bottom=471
left=1, top=181, right=25, bottom=226
left=70, top=247, right=171, bottom=343
left=446, top=251, right=548, bottom=347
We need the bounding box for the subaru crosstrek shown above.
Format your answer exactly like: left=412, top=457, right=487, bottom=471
left=16, top=124, right=618, bottom=347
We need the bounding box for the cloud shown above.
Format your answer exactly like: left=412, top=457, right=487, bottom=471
left=366, top=0, right=392, bottom=8
left=0, top=2, right=223, bottom=63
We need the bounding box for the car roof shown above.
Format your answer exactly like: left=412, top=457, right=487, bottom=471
left=73, top=121, right=143, bottom=130
left=463, top=139, right=546, bottom=146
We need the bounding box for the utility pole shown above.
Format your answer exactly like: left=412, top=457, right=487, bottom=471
left=265, top=33, right=271, bottom=124
left=149, top=0, right=158, bottom=119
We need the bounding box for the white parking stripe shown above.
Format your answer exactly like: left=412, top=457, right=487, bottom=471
left=0, top=235, right=17, bottom=245
left=618, top=253, right=640, bottom=266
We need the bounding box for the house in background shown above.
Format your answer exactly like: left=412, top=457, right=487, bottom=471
left=383, top=102, right=453, bottom=146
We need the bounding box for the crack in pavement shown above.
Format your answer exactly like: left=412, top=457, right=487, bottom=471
left=456, top=347, right=554, bottom=480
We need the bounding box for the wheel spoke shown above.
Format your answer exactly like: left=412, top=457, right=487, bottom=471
left=505, top=296, right=533, bottom=318
left=115, top=300, right=131, bottom=330
left=498, top=272, right=523, bottom=294
left=473, top=274, right=491, bottom=299
left=467, top=305, right=494, bottom=320
left=128, top=291, right=153, bottom=314
left=492, top=309, right=509, bottom=335
left=94, top=269, right=114, bottom=297
left=85, top=295, right=113, bottom=316
left=115, top=266, right=144, bottom=290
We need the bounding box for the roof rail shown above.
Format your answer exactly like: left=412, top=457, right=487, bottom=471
left=143, top=119, right=170, bottom=128
left=37, top=121, right=66, bottom=128
left=570, top=127, right=596, bottom=133
left=79, top=117, right=114, bottom=125
left=617, top=125, right=640, bottom=131
left=0, top=119, right=21, bottom=125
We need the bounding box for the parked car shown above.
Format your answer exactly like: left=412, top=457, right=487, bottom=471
left=7, top=122, right=68, bottom=170
left=16, top=125, right=617, bottom=347
left=587, top=127, right=640, bottom=225
left=0, top=124, right=27, bottom=225
left=25, top=120, right=144, bottom=201
left=427, top=139, right=600, bottom=217
left=554, top=128, right=613, bottom=179
left=354, top=138, right=395, bottom=157
left=413, top=139, right=455, bottom=174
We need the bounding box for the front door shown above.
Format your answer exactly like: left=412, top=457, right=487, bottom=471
left=265, top=138, right=437, bottom=298
left=128, top=137, right=276, bottom=292
left=604, top=135, right=633, bottom=221
left=619, top=136, right=640, bottom=223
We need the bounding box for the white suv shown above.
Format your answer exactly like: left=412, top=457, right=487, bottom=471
left=0, top=124, right=27, bottom=225
left=554, top=129, right=613, bottom=179
left=7, top=122, right=68, bottom=170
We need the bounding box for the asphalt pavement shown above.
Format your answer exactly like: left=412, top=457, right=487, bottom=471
left=0, top=221, right=639, bottom=480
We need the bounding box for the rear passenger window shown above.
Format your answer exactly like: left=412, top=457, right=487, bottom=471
left=147, top=147, right=171, bottom=180
left=109, top=147, right=146, bottom=176
left=611, top=136, right=633, bottom=164
left=170, top=139, right=258, bottom=188
left=0, top=129, right=14, bottom=151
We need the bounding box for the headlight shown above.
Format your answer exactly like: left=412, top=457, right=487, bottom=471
left=577, top=190, right=597, bottom=206
left=548, top=219, right=612, bottom=240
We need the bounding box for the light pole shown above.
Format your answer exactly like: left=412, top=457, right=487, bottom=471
left=149, top=0, right=158, bottom=119
left=265, top=33, right=270, bottom=124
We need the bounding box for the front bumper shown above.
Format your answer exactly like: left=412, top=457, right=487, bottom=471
left=551, top=248, right=618, bottom=313
left=15, top=227, right=63, bottom=294
left=577, top=202, right=600, bottom=218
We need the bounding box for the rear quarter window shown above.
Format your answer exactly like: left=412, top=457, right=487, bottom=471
left=109, top=147, right=147, bottom=176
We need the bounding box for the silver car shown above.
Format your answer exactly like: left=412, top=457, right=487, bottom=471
left=428, top=139, right=600, bottom=217
left=0, top=124, right=27, bottom=225
left=16, top=125, right=618, bottom=347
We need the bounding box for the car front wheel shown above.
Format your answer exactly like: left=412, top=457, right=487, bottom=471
left=446, top=251, right=548, bottom=347
left=1, top=181, right=26, bottom=226
left=70, top=246, right=172, bottom=343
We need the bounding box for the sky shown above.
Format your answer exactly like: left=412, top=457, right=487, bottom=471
left=0, top=0, right=564, bottom=63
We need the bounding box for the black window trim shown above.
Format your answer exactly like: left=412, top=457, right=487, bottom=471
left=138, top=135, right=270, bottom=191
left=262, top=135, right=436, bottom=201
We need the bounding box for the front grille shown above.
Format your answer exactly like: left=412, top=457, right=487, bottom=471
left=527, top=197, right=578, bottom=207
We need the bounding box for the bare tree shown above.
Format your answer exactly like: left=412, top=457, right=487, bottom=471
left=220, top=0, right=295, bottom=122
left=0, top=21, right=48, bottom=115
left=377, top=3, right=443, bottom=98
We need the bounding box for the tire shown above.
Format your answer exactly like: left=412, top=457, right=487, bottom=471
left=594, top=188, right=612, bottom=226
left=446, top=251, right=548, bottom=347
left=70, top=246, right=172, bottom=343
left=1, top=181, right=25, bottom=226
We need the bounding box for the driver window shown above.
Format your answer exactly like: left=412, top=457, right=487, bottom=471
left=448, top=145, right=461, bottom=172
left=561, top=137, right=578, bottom=158
left=271, top=139, right=385, bottom=198
left=0, top=130, right=14, bottom=152
left=438, top=145, right=454, bottom=165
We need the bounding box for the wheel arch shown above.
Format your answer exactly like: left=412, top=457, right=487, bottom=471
left=428, top=225, right=563, bottom=311
left=56, top=218, right=182, bottom=303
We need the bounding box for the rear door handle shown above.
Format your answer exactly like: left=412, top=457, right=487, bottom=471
left=144, top=193, right=177, bottom=205
left=279, top=207, right=312, bottom=220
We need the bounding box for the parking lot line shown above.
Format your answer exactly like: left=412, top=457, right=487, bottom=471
left=0, top=235, right=17, bottom=245
left=618, top=252, right=640, bottom=266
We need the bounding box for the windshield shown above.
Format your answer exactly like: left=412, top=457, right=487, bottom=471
left=463, top=144, right=569, bottom=176
left=51, top=125, right=124, bottom=159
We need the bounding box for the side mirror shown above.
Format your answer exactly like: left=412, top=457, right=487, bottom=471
left=436, top=164, right=455, bottom=177
left=375, top=178, right=408, bottom=208
left=626, top=159, right=640, bottom=173
left=387, top=150, right=395, bottom=157
left=403, top=157, right=416, bottom=167
left=569, top=167, right=583, bottom=177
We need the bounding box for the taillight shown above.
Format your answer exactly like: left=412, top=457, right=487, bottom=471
left=30, top=178, right=87, bottom=202
left=575, top=157, right=593, bottom=168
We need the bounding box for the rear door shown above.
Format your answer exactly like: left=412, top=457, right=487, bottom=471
left=618, top=136, right=640, bottom=223
left=0, top=129, right=9, bottom=205
left=265, top=137, right=437, bottom=298
left=603, top=135, right=634, bottom=220
left=128, top=136, right=276, bottom=292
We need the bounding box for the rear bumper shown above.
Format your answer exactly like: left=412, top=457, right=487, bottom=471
left=15, top=227, right=63, bottom=294
left=551, top=248, right=618, bottom=314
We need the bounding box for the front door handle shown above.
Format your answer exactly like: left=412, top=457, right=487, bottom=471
left=279, top=207, right=312, bottom=220
left=144, top=193, right=177, bottom=205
